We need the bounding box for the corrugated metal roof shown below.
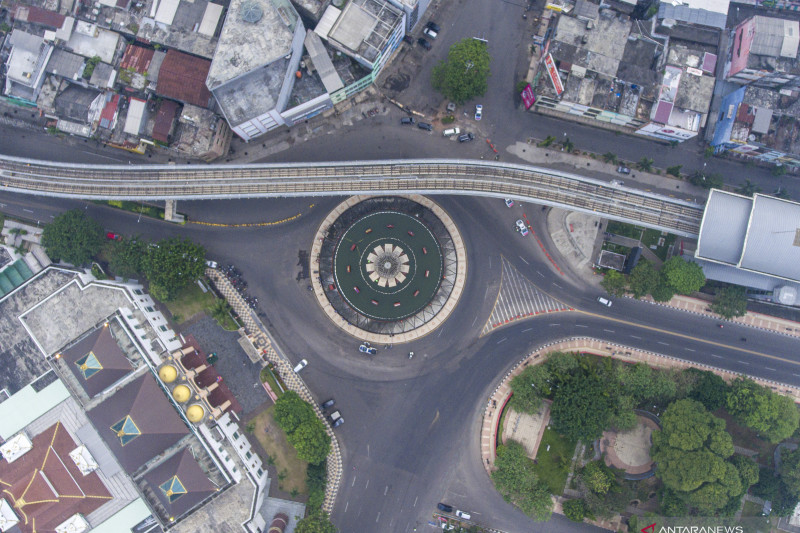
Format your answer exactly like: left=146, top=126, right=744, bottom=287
left=751, top=107, right=772, bottom=134
left=156, top=50, right=212, bottom=107
left=124, top=97, right=147, bottom=135
left=740, top=194, right=800, bottom=282
left=696, top=189, right=752, bottom=265
left=659, top=3, right=728, bottom=30
left=304, top=30, right=344, bottom=93
left=45, top=48, right=85, bottom=79
left=154, top=0, right=180, bottom=25
left=198, top=2, right=224, bottom=36
left=151, top=99, right=179, bottom=142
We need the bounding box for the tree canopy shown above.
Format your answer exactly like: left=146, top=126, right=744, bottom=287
left=600, top=270, right=627, bottom=297
left=627, top=261, right=660, bottom=299
left=651, top=399, right=743, bottom=512
left=42, top=209, right=104, bottom=266
left=274, top=391, right=331, bottom=465
left=109, top=238, right=148, bottom=278
left=509, top=365, right=549, bottom=414
left=686, top=369, right=730, bottom=411
left=141, top=237, right=206, bottom=301
left=491, top=440, right=553, bottom=520
left=662, top=257, right=706, bottom=295
left=431, top=39, right=490, bottom=104
left=295, top=511, right=338, bottom=533
left=550, top=367, right=615, bottom=442
left=710, top=286, right=748, bottom=319
left=726, top=378, right=800, bottom=443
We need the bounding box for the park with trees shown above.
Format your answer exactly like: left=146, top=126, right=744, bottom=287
left=432, top=38, right=490, bottom=104
left=495, top=351, right=800, bottom=528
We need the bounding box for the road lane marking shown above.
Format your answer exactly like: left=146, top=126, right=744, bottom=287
left=376, top=512, right=380, bottom=523
left=630, top=335, right=642, bottom=339
left=384, top=486, right=389, bottom=495
left=738, top=361, right=750, bottom=365
left=658, top=341, right=669, bottom=346
left=603, top=329, right=615, bottom=333
left=23, top=209, right=33, bottom=213
left=536, top=270, right=544, bottom=277
left=575, top=324, right=588, bottom=328
left=352, top=477, right=356, bottom=486
left=519, top=256, right=529, bottom=265
left=345, top=501, right=349, bottom=512
left=365, top=479, right=369, bottom=489
left=522, top=328, right=533, bottom=332
left=766, top=367, right=776, bottom=371
left=685, top=348, right=695, bottom=352
left=471, top=315, right=478, bottom=327
left=712, top=354, right=723, bottom=358
left=552, top=282, right=562, bottom=289
left=413, top=496, right=418, bottom=507
left=549, top=323, right=560, bottom=327
left=496, top=338, right=507, bottom=344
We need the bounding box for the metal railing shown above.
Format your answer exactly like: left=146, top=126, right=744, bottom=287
left=0, top=156, right=704, bottom=236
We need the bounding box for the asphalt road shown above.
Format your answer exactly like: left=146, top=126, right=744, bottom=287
left=3, top=191, right=800, bottom=533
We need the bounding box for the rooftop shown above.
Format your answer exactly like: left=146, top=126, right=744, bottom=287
left=172, top=104, right=225, bottom=156
left=325, top=0, right=404, bottom=65
left=12, top=4, right=66, bottom=29
left=45, top=48, right=85, bottom=80
left=0, top=268, right=76, bottom=397
left=211, top=59, right=288, bottom=124
left=53, top=84, right=102, bottom=123
left=141, top=447, right=218, bottom=521
left=60, top=321, right=135, bottom=398
left=206, top=0, right=299, bottom=90
left=152, top=99, right=180, bottom=143
left=87, top=373, right=190, bottom=473
left=157, top=50, right=213, bottom=108
left=696, top=189, right=752, bottom=264
left=64, top=23, right=120, bottom=64
left=549, top=12, right=630, bottom=78
left=658, top=0, right=729, bottom=30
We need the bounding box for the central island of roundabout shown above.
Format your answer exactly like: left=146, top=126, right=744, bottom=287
left=311, top=195, right=466, bottom=343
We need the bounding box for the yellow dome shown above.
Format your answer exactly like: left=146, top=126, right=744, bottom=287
left=159, top=365, right=178, bottom=383
left=186, top=404, right=205, bottom=423
left=172, top=385, right=191, bottom=403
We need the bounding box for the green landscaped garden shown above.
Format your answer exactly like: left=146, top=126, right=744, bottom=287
left=250, top=405, right=308, bottom=494
left=164, top=281, right=238, bottom=329
left=533, top=427, right=577, bottom=496
left=606, top=220, right=643, bottom=240
left=334, top=211, right=443, bottom=320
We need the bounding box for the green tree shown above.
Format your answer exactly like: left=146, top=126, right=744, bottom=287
left=142, top=237, right=205, bottom=301
left=688, top=171, right=724, bottom=190
left=662, top=256, right=705, bottom=295
left=431, top=39, right=491, bottom=104
left=602, top=152, right=618, bottom=164
left=562, top=499, right=587, bottom=522
left=610, top=394, right=637, bottom=431
left=109, top=238, right=147, bottom=278
left=710, top=286, right=748, bottom=319
left=581, top=461, right=614, bottom=495
left=42, top=209, right=104, bottom=266
left=210, top=298, right=232, bottom=324
left=628, top=260, right=660, bottom=299
left=509, top=365, right=550, bottom=413
left=666, top=165, right=682, bottom=177
left=600, top=270, right=627, bottom=297
left=537, top=135, right=556, bottom=147
left=616, top=363, right=676, bottom=406
left=491, top=440, right=553, bottom=520
left=731, top=455, right=759, bottom=489
left=736, top=179, right=761, bottom=197
left=637, top=157, right=654, bottom=172
left=650, top=279, right=676, bottom=302
left=727, top=378, right=799, bottom=443
left=651, top=399, right=742, bottom=512
left=781, top=448, right=800, bottom=498
left=686, top=369, right=730, bottom=411
left=288, top=418, right=331, bottom=464
left=295, top=511, right=337, bottom=533
left=550, top=369, right=614, bottom=442
left=562, top=138, right=575, bottom=153
left=306, top=461, right=328, bottom=511
left=273, top=391, right=316, bottom=434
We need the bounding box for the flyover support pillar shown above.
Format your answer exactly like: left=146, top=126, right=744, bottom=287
left=164, top=200, right=183, bottom=223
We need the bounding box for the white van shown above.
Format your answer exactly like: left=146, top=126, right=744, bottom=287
left=597, top=297, right=612, bottom=307
left=423, top=27, right=438, bottom=39
left=443, top=127, right=461, bottom=137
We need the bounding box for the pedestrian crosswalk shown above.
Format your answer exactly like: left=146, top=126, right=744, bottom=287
left=481, top=256, right=572, bottom=336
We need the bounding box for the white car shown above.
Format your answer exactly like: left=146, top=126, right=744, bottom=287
left=293, top=359, right=308, bottom=372
left=597, top=297, right=613, bottom=307
left=515, top=219, right=529, bottom=236
left=475, top=104, right=483, bottom=121
left=423, top=27, right=438, bottom=39
left=205, top=260, right=218, bottom=268
left=504, top=198, right=514, bottom=208
left=455, top=510, right=471, bottom=520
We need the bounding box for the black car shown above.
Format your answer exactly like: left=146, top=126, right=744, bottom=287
left=417, top=122, right=433, bottom=131
left=401, top=116, right=416, bottom=125
left=321, top=398, right=335, bottom=409
left=418, top=38, right=432, bottom=50
left=458, top=132, right=474, bottom=142
left=437, top=503, right=453, bottom=513
left=402, top=34, right=414, bottom=44
left=426, top=21, right=441, bottom=33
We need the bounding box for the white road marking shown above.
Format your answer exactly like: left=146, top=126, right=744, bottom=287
left=765, top=367, right=776, bottom=371
left=376, top=512, right=380, bottom=523
left=603, top=329, right=615, bottom=333
left=413, top=496, right=418, bottom=507
left=711, top=354, right=723, bottom=359
left=496, top=338, right=507, bottom=344
left=684, top=348, right=695, bottom=352
left=23, top=209, right=33, bottom=213
left=630, top=335, right=642, bottom=339
left=522, top=327, right=533, bottom=332
left=345, top=501, right=349, bottom=512
left=536, top=270, right=544, bottom=277
left=519, top=256, right=529, bottom=265
left=549, top=323, right=560, bottom=327
left=471, top=315, right=478, bottom=327
left=365, top=479, right=370, bottom=489
left=552, top=282, right=562, bottom=289
left=657, top=341, right=669, bottom=345
left=738, top=361, right=750, bottom=366
left=575, top=324, right=588, bottom=328
left=352, top=477, right=356, bottom=486
left=384, top=486, right=389, bottom=495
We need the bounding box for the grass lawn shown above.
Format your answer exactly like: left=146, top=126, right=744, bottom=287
left=714, top=409, right=777, bottom=465
left=606, top=221, right=643, bottom=240
left=251, top=405, right=308, bottom=494
left=640, top=229, right=676, bottom=261
left=165, top=282, right=216, bottom=323
left=601, top=242, right=632, bottom=255
left=533, top=427, right=577, bottom=496
left=259, top=367, right=284, bottom=396
left=741, top=500, right=764, bottom=517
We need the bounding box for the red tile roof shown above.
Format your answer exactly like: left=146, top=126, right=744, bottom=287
left=100, top=94, right=120, bottom=129
left=0, top=422, right=112, bottom=533
left=13, top=4, right=65, bottom=29
left=120, top=44, right=155, bottom=74
left=156, top=50, right=212, bottom=108
left=152, top=99, right=179, bottom=143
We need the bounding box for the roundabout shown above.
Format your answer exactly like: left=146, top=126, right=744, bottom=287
left=311, top=195, right=466, bottom=343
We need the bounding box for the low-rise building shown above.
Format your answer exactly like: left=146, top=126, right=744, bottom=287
left=3, top=29, right=54, bottom=104
left=725, top=15, right=800, bottom=89
left=172, top=103, right=233, bottom=161
left=157, top=49, right=213, bottom=108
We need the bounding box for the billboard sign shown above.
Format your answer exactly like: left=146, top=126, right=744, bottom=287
left=544, top=53, right=563, bottom=95
left=520, top=84, right=536, bottom=109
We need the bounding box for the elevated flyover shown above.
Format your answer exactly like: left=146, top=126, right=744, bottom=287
left=0, top=156, right=703, bottom=237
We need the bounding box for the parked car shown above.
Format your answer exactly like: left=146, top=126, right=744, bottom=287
left=423, top=27, right=438, bottom=39
left=446, top=102, right=456, bottom=113
left=106, top=232, right=121, bottom=241
left=402, top=35, right=414, bottom=44
left=437, top=503, right=453, bottom=513
left=504, top=198, right=514, bottom=208
left=329, top=410, right=344, bottom=427
left=418, top=38, right=432, bottom=50
left=205, top=260, right=218, bottom=269
left=426, top=21, right=441, bottom=32
left=401, top=116, right=416, bottom=125
left=457, top=132, right=474, bottom=142
left=293, top=359, right=308, bottom=372
left=418, top=122, right=433, bottom=131
left=442, top=127, right=460, bottom=137
left=321, top=398, right=335, bottom=409
left=515, top=219, right=529, bottom=236
left=617, top=165, right=631, bottom=174
left=474, top=104, right=483, bottom=121
left=597, top=297, right=613, bottom=307
left=455, top=510, right=471, bottom=520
